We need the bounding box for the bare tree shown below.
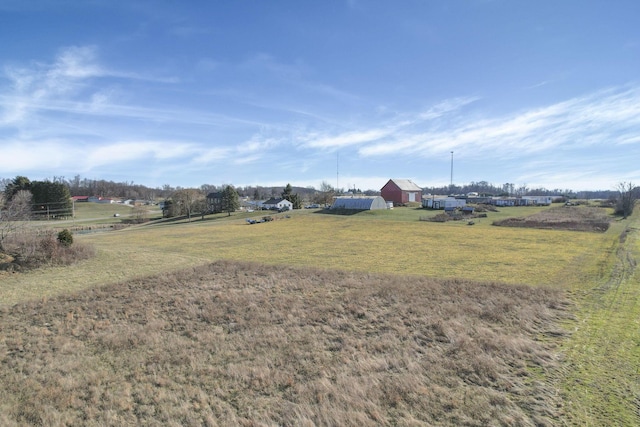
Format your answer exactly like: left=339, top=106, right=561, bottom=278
left=0, top=190, right=32, bottom=252
left=313, top=181, right=336, bottom=206
left=616, top=182, right=638, bottom=219
left=172, top=189, right=204, bottom=222
left=132, top=205, right=149, bottom=223
left=192, top=198, right=209, bottom=220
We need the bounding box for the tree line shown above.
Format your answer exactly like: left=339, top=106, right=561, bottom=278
left=423, top=180, right=622, bottom=200
left=2, top=176, right=73, bottom=219
left=2, top=174, right=636, bottom=221
left=0, top=176, right=347, bottom=202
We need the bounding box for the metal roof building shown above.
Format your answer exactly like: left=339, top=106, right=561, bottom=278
left=331, top=196, right=388, bottom=210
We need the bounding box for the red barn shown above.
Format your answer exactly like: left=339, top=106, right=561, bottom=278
left=381, top=179, right=423, bottom=206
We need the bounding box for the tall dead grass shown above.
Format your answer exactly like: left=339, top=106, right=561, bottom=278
left=493, top=206, right=611, bottom=232
left=0, top=261, right=571, bottom=426
left=0, top=230, right=95, bottom=272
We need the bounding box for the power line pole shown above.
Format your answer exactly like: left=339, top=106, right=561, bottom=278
left=450, top=151, right=454, bottom=192
left=336, top=151, right=339, bottom=193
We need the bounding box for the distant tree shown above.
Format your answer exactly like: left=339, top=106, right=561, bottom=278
left=192, top=198, right=209, bottom=220
left=200, top=184, right=219, bottom=194
left=4, top=176, right=31, bottom=201
left=162, top=199, right=177, bottom=218
left=281, top=183, right=302, bottom=209
left=132, top=205, right=149, bottom=223
left=30, top=181, right=72, bottom=218
left=0, top=178, right=10, bottom=192
left=171, top=188, right=204, bottom=222
left=502, top=183, right=515, bottom=197
left=0, top=190, right=32, bottom=251
left=615, top=182, right=638, bottom=219
left=221, top=185, right=239, bottom=216
left=515, top=184, right=529, bottom=197
left=313, top=181, right=336, bottom=206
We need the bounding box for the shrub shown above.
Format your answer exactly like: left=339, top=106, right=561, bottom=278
left=57, top=229, right=73, bottom=247
left=2, top=230, right=94, bottom=270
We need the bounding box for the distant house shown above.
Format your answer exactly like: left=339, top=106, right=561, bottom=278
left=262, top=198, right=293, bottom=211
left=122, top=199, right=148, bottom=206
left=381, top=179, right=423, bottom=205
left=331, top=196, right=388, bottom=210
left=491, top=197, right=529, bottom=207
left=521, top=196, right=553, bottom=206
left=423, top=197, right=466, bottom=210
left=71, top=196, right=89, bottom=202
left=88, top=196, right=116, bottom=204
left=206, top=192, right=223, bottom=213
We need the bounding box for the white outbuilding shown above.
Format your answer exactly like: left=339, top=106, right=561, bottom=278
left=422, top=197, right=466, bottom=210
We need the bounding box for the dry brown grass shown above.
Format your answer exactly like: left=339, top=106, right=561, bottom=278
left=0, top=231, right=95, bottom=273
left=0, top=260, right=571, bottom=426
left=493, top=206, right=611, bottom=232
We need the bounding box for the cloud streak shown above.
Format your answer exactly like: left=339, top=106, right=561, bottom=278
left=0, top=45, right=178, bottom=127
left=356, top=85, right=640, bottom=161
left=2, top=43, right=640, bottom=191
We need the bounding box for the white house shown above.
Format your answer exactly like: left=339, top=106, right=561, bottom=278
left=262, top=197, right=293, bottom=211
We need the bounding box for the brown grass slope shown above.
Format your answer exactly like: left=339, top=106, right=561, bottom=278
left=0, top=261, right=571, bottom=426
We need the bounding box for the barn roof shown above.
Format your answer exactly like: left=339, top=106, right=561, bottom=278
left=263, top=197, right=287, bottom=205
left=387, top=179, right=422, bottom=191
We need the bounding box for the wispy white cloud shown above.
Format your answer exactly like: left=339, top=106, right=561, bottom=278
left=3, top=44, right=640, bottom=191
left=357, top=85, right=640, bottom=161
left=191, top=147, right=233, bottom=164
left=0, top=45, right=177, bottom=126
left=418, top=96, right=480, bottom=120
left=304, top=128, right=391, bottom=149
left=0, top=138, right=203, bottom=175
left=86, top=141, right=199, bottom=167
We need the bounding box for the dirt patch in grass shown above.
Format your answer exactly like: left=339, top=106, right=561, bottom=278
left=0, top=261, right=571, bottom=426
left=493, top=206, right=611, bottom=232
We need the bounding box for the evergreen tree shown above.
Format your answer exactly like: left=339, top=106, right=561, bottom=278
left=4, top=176, right=31, bottom=201
left=281, top=183, right=302, bottom=209
left=221, top=185, right=240, bottom=216
left=30, top=181, right=73, bottom=218
left=162, top=199, right=176, bottom=218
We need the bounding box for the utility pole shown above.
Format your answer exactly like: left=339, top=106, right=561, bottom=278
left=450, top=151, right=454, bottom=192
left=336, top=151, right=339, bottom=194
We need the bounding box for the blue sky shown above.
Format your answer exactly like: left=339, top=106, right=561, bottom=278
left=1, top=0, right=639, bottom=192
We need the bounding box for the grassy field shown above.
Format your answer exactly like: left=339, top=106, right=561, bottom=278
left=555, top=218, right=640, bottom=425
left=0, top=205, right=606, bottom=304
left=1, top=203, right=638, bottom=425
left=0, top=261, right=571, bottom=426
